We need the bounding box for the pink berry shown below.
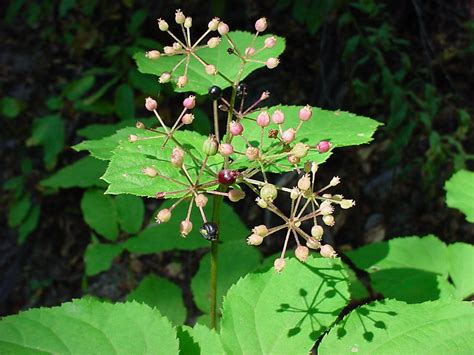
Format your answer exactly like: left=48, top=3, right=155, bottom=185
left=264, top=36, right=276, bottom=48
left=180, top=220, right=193, bottom=237
left=256, top=111, right=270, bottom=127
left=181, top=113, right=194, bottom=125
left=255, top=17, right=267, bottom=32
left=245, top=146, right=260, bottom=161
left=266, top=57, right=279, bottom=69
left=146, top=50, right=160, bottom=59
left=245, top=47, right=255, bottom=56
left=316, top=140, right=332, bottom=153
left=299, top=105, right=312, bottom=121
left=183, top=95, right=196, bottom=109
left=145, top=97, right=157, bottom=111
left=218, top=22, right=229, bottom=35
left=320, top=244, right=337, bottom=258
left=281, top=128, right=296, bottom=144
left=219, top=143, right=234, bottom=157
left=271, top=110, right=285, bottom=124
left=229, top=121, right=244, bottom=136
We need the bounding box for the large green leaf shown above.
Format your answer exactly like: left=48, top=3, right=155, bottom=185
left=115, top=194, right=145, bottom=234
left=18, top=204, right=41, bottom=244
left=135, top=31, right=286, bottom=95
left=447, top=243, right=474, bottom=300
left=220, top=256, right=350, bottom=354
left=191, top=239, right=261, bottom=315
left=177, top=324, right=225, bottom=355
left=319, top=300, right=474, bottom=354
left=0, top=299, right=179, bottom=354
left=346, top=235, right=472, bottom=303
left=102, top=129, right=223, bottom=197
left=115, top=84, right=135, bottom=120
left=445, top=169, right=474, bottom=222
left=84, top=240, right=124, bottom=276
left=40, top=156, right=107, bottom=189
left=124, top=199, right=249, bottom=254
left=81, top=189, right=119, bottom=241
left=127, top=274, right=186, bottom=325
left=231, top=105, right=381, bottom=172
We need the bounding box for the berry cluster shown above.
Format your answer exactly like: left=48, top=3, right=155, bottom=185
left=128, top=11, right=354, bottom=272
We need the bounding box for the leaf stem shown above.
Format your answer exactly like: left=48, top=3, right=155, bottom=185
left=210, top=191, right=223, bottom=329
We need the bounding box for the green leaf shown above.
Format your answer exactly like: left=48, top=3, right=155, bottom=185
left=64, top=75, right=96, bottom=100
left=445, top=170, right=474, bottom=222
left=115, top=84, right=135, bottom=120
left=346, top=235, right=461, bottom=303
left=232, top=105, right=381, bottom=172
left=0, top=96, right=21, bottom=118
left=124, top=200, right=249, bottom=253
left=27, top=115, right=65, bottom=169
left=220, top=256, right=350, bottom=354
left=84, top=241, right=124, bottom=276
left=127, top=274, right=186, bottom=325
left=102, top=129, right=223, bottom=197
left=18, top=204, right=40, bottom=244
left=177, top=324, right=224, bottom=354
left=319, top=300, right=474, bottom=354
left=74, top=127, right=136, bottom=160
left=134, top=31, right=286, bottom=95
left=128, top=70, right=160, bottom=95
left=59, top=0, right=75, bottom=17
left=8, top=194, right=31, bottom=227
left=448, top=243, right=474, bottom=300
left=0, top=298, right=179, bottom=354
left=115, top=194, right=144, bottom=234
left=81, top=189, right=119, bottom=240
left=191, top=240, right=261, bottom=315
left=40, top=157, right=107, bottom=189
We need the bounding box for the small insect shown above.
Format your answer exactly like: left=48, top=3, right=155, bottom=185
left=236, top=83, right=247, bottom=97
left=199, top=222, right=219, bottom=241
left=227, top=47, right=234, bottom=55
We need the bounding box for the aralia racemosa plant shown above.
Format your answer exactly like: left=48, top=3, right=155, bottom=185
left=84, top=10, right=380, bottom=328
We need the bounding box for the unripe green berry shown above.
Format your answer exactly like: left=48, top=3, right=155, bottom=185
left=291, top=142, right=310, bottom=159
left=202, top=136, right=219, bottom=156
left=260, top=183, right=278, bottom=203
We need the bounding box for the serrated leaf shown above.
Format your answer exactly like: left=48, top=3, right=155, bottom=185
left=319, top=300, right=474, bottom=354
left=102, top=129, right=223, bottom=198
left=123, top=199, right=249, bottom=253
left=346, top=235, right=468, bottom=303
left=0, top=298, right=179, bottom=354
left=191, top=239, right=261, bottom=315
left=84, top=241, right=124, bottom=276
left=220, top=256, right=350, bottom=354
left=116, top=194, right=145, bottom=234
left=231, top=105, right=381, bottom=172
left=177, top=324, right=224, bottom=355
left=135, top=31, right=286, bottom=95
left=445, top=170, right=474, bottom=222
left=127, top=274, right=186, bottom=325
left=81, top=189, right=119, bottom=240
left=40, top=156, right=107, bottom=189
left=27, top=115, right=65, bottom=169
left=448, top=243, right=474, bottom=300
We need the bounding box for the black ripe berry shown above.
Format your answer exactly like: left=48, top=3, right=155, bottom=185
left=200, top=222, right=219, bottom=241
left=208, top=85, right=222, bottom=101
left=236, top=83, right=247, bottom=98
left=218, top=169, right=239, bottom=185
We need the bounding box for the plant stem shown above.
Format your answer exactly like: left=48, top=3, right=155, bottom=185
left=210, top=192, right=223, bottom=329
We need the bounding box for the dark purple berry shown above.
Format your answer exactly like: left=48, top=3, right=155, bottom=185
left=199, top=222, right=218, bottom=241
left=236, top=83, right=247, bottom=97
left=208, top=85, right=222, bottom=101
left=217, top=169, right=239, bottom=185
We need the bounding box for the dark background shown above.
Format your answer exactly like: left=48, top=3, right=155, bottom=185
left=1, top=0, right=473, bottom=320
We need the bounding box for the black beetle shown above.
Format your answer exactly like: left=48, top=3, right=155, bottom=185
left=199, top=222, right=219, bottom=241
